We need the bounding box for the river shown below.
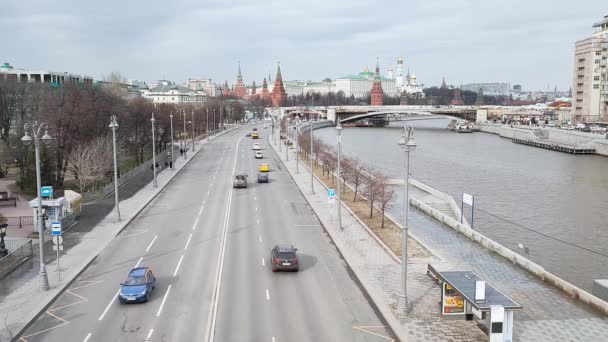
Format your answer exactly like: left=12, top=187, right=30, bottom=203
left=314, top=118, right=608, bottom=292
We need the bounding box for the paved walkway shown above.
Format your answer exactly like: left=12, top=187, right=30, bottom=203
left=271, top=137, right=608, bottom=342
left=0, top=129, right=235, bottom=341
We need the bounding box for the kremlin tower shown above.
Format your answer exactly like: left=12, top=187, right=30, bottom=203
left=451, top=88, right=464, bottom=105
left=370, top=58, right=384, bottom=106
left=262, top=77, right=269, bottom=97
left=234, top=62, right=247, bottom=98
left=251, top=80, right=257, bottom=96
left=272, top=63, right=287, bottom=107
left=222, top=81, right=230, bottom=97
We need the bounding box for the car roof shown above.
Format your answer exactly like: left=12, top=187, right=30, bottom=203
left=129, top=267, right=150, bottom=277
left=275, top=244, right=296, bottom=252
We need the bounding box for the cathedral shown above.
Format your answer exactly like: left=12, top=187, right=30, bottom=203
left=391, top=57, right=425, bottom=97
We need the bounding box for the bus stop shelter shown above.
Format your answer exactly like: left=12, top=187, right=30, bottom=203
left=428, top=264, right=522, bottom=342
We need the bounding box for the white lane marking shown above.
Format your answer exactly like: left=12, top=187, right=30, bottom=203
left=266, top=289, right=270, bottom=301
left=204, top=200, right=207, bottom=205
left=272, top=337, right=276, bottom=342
left=134, top=257, right=144, bottom=268
left=199, top=205, right=205, bottom=216
left=145, top=328, right=154, bottom=341
left=262, top=258, right=265, bottom=266
left=98, top=289, right=120, bottom=320
left=145, top=235, right=158, bottom=252
left=156, top=284, right=172, bottom=317
left=257, top=219, right=259, bottom=225
left=208, top=190, right=210, bottom=194
left=185, top=233, right=193, bottom=249
left=254, top=196, right=256, bottom=201
left=205, top=134, right=243, bottom=342
left=173, top=255, right=185, bottom=277
left=255, top=207, right=258, bottom=212
left=83, top=333, right=92, bottom=342
left=259, top=235, right=262, bottom=243
left=192, top=216, right=200, bottom=230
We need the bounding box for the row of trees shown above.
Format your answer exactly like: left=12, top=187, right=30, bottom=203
left=0, top=80, right=245, bottom=193
left=296, top=130, right=397, bottom=228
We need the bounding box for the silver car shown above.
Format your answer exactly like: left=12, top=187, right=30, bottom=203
left=233, top=173, right=247, bottom=188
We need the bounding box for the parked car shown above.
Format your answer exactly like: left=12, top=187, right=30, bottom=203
left=257, top=172, right=269, bottom=183
left=119, top=267, right=156, bottom=303
left=253, top=143, right=261, bottom=150
left=233, top=173, right=248, bottom=188
left=255, top=151, right=263, bottom=159
left=270, top=244, right=299, bottom=272
left=259, top=163, right=270, bottom=172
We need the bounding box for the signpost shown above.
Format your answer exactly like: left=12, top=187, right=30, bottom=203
left=51, top=222, right=63, bottom=281
left=41, top=186, right=53, bottom=199
left=328, top=189, right=336, bottom=222
left=461, top=192, right=475, bottom=228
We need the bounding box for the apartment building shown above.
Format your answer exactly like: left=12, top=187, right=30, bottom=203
left=571, top=15, right=608, bottom=123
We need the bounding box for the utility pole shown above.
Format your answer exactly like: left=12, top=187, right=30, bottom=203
left=109, top=115, right=121, bottom=220
left=151, top=112, right=158, bottom=188
left=182, top=110, right=187, bottom=159
left=191, top=109, right=195, bottom=151
left=169, top=112, right=174, bottom=169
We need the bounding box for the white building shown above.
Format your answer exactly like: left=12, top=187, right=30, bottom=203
left=335, top=67, right=397, bottom=98
left=462, top=83, right=510, bottom=96
left=184, top=78, right=216, bottom=97
left=142, top=84, right=207, bottom=106
left=303, top=80, right=336, bottom=95
left=0, top=62, right=93, bottom=85
left=388, top=57, right=425, bottom=96
left=571, top=14, right=608, bottom=123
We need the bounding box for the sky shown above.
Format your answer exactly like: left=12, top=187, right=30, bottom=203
left=0, top=0, right=605, bottom=90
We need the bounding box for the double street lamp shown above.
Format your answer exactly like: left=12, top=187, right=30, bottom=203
left=398, top=125, right=417, bottom=311
left=109, top=115, right=121, bottom=221
left=22, top=122, right=52, bottom=291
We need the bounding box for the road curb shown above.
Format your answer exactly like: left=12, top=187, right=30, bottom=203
left=7, top=128, right=239, bottom=341
left=268, top=136, right=404, bottom=342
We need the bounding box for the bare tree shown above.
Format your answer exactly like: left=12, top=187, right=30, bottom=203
left=376, top=172, right=396, bottom=228
left=347, top=157, right=364, bottom=201
left=68, top=136, right=113, bottom=193
left=363, top=167, right=380, bottom=218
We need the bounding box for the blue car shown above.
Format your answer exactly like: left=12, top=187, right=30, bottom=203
left=119, top=267, right=156, bottom=303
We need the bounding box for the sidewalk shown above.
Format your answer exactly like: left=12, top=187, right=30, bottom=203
left=271, top=137, right=608, bottom=341
left=0, top=128, right=237, bottom=341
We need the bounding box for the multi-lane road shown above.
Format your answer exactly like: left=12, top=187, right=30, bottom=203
left=17, top=125, right=394, bottom=342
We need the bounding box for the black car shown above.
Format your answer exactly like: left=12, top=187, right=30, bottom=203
left=271, top=244, right=299, bottom=272
left=257, top=172, right=269, bottom=183
left=246, top=133, right=251, bottom=137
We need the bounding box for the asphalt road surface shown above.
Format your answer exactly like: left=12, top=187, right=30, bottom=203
left=17, top=125, right=394, bottom=342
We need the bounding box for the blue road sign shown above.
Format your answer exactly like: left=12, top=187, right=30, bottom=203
left=51, top=221, right=62, bottom=236
left=327, top=189, right=336, bottom=198
left=41, top=186, right=53, bottom=198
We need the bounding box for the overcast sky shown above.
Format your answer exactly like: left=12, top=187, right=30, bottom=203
left=0, top=0, right=604, bottom=90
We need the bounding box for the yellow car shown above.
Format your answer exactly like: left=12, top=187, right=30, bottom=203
left=259, top=163, right=270, bottom=172
left=252, top=132, right=259, bottom=139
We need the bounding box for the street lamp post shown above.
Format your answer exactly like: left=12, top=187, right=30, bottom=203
left=151, top=113, right=158, bottom=188
left=310, top=118, right=314, bottom=194
left=191, top=110, right=195, bottom=151
left=285, top=123, right=289, bottom=161
left=182, top=111, right=187, bottom=159
left=22, top=122, right=52, bottom=291
left=398, top=125, right=417, bottom=311
left=213, top=108, right=216, bottom=135
left=336, top=123, right=343, bottom=231
left=109, top=115, right=121, bottom=221
left=278, top=119, right=282, bottom=152
left=294, top=126, right=299, bottom=174
left=206, top=104, right=209, bottom=139
left=169, top=112, right=174, bottom=169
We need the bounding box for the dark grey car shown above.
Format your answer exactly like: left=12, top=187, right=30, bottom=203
left=233, top=173, right=247, bottom=188
left=271, top=244, right=299, bottom=272
left=257, top=172, right=269, bottom=183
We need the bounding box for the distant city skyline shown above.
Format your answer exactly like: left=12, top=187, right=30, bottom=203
left=0, top=1, right=604, bottom=90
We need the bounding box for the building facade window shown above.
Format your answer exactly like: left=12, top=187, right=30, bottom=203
left=595, top=76, right=601, bottom=81
left=593, top=84, right=599, bottom=89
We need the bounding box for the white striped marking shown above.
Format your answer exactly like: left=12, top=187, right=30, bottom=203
left=98, top=289, right=120, bottom=320
left=83, top=333, right=92, bottom=342
left=156, top=284, right=172, bottom=317
left=173, top=255, right=185, bottom=277
left=262, top=258, right=265, bottom=266
left=266, top=289, right=270, bottom=301
left=259, top=235, right=262, bottom=243
left=134, top=257, right=144, bottom=268
left=145, top=328, right=154, bottom=341
left=185, top=233, right=193, bottom=249
left=257, top=219, right=260, bottom=225
left=272, top=337, right=276, bottom=342
left=145, top=235, right=158, bottom=252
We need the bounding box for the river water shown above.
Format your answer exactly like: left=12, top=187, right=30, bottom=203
left=315, top=119, right=608, bottom=292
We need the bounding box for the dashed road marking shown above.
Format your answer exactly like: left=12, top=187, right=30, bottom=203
left=262, top=258, right=265, bottom=266
left=185, top=233, right=193, bottom=249
left=257, top=219, right=260, bottom=225
left=156, top=284, right=172, bottom=317
left=98, top=289, right=120, bottom=321
left=134, top=256, right=144, bottom=268
left=83, top=333, right=92, bottom=342
left=266, top=289, right=270, bottom=301
left=174, top=255, right=185, bottom=277
left=146, top=235, right=158, bottom=252
left=145, top=328, right=154, bottom=341
left=259, top=235, right=262, bottom=243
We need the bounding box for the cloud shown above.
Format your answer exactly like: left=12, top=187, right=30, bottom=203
left=0, top=0, right=604, bottom=89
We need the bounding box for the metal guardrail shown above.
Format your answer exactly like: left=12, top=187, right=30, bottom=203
left=0, top=198, right=17, bottom=207
left=3, top=216, right=34, bottom=228
left=0, top=239, right=33, bottom=279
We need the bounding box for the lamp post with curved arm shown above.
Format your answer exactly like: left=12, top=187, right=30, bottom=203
left=22, top=122, right=52, bottom=291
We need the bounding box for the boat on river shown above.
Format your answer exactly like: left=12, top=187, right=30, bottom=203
left=448, top=120, right=477, bottom=133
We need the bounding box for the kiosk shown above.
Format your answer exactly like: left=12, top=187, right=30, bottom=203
left=428, top=264, right=522, bottom=342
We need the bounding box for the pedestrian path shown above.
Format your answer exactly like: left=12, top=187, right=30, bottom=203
left=271, top=137, right=608, bottom=342
left=0, top=128, right=236, bottom=341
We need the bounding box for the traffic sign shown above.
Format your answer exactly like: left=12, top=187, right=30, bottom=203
left=51, top=221, right=62, bottom=236
left=53, top=245, right=64, bottom=251
left=52, top=235, right=63, bottom=245
left=327, top=189, right=336, bottom=198
left=41, top=186, right=53, bottom=198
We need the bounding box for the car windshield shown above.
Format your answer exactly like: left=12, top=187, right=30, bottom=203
left=124, top=275, right=146, bottom=286
left=236, top=175, right=246, bottom=180
left=277, top=252, right=296, bottom=259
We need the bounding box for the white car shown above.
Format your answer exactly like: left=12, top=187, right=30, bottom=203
left=263, top=125, right=267, bottom=129
left=255, top=151, right=263, bottom=159
left=253, top=143, right=261, bottom=150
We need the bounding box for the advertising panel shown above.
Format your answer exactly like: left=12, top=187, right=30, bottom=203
left=442, top=283, right=465, bottom=315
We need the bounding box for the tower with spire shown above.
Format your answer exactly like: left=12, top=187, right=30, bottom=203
left=234, top=62, right=247, bottom=98
left=395, top=57, right=404, bottom=89
left=440, top=77, right=447, bottom=89
left=475, top=88, right=485, bottom=106
left=451, top=88, right=464, bottom=105
left=222, top=80, right=230, bottom=97
left=272, top=63, right=287, bottom=107
left=251, top=80, right=257, bottom=96
left=370, top=58, right=384, bottom=106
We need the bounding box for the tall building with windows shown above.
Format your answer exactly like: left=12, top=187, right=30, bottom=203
left=571, top=15, right=608, bottom=123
